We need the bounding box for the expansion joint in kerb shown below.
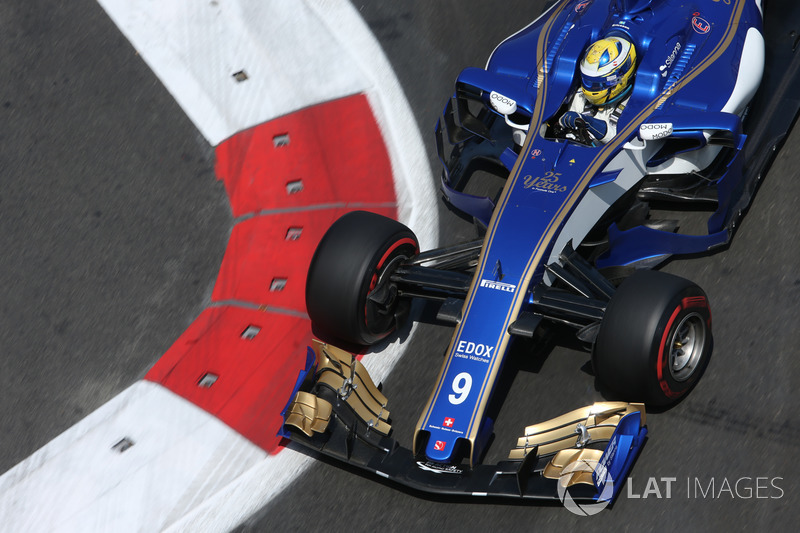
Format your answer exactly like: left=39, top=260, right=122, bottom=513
left=231, top=202, right=399, bottom=224
left=210, top=299, right=310, bottom=319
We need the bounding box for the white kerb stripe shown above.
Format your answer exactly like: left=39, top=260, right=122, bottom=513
left=97, top=0, right=369, bottom=146
left=0, top=382, right=266, bottom=533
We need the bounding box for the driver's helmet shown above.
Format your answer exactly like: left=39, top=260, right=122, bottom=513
left=580, top=36, right=637, bottom=106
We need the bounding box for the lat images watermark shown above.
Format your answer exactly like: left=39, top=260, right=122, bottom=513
left=559, top=473, right=785, bottom=516
left=625, top=476, right=785, bottom=500
left=557, top=460, right=615, bottom=516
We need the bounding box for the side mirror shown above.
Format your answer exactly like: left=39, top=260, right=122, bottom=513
left=638, top=111, right=746, bottom=149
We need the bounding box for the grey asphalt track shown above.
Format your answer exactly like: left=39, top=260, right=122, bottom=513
left=0, top=0, right=231, bottom=473
left=2, top=1, right=797, bottom=532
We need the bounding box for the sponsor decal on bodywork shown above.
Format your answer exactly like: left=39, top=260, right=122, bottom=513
left=639, top=122, right=673, bottom=140
left=692, top=13, right=711, bottom=34
left=524, top=172, right=568, bottom=193
left=660, top=41, right=682, bottom=76
left=612, top=21, right=630, bottom=32
left=415, top=461, right=464, bottom=475
left=427, top=419, right=465, bottom=435
left=489, top=91, right=517, bottom=115
left=480, top=279, right=516, bottom=292
left=597, top=434, right=618, bottom=484
left=453, top=341, right=494, bottom=364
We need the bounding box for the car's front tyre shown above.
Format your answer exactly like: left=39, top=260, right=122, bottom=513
left=592, top=270, right=713, bottom=406
left=306, top=211, right=418, bottom=346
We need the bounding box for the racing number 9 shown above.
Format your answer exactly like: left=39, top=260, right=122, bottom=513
left=448, top=372, right=472, bottom=405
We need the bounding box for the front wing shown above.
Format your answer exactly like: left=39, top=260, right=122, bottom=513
left=280, top=341, right=647, bottom=504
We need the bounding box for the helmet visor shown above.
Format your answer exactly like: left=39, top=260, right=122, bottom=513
left=581, top=55, right=634, bottom=93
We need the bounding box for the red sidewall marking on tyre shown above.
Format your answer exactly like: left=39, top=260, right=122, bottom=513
left=682, top=295, right=712, bottom=328
left=657, top=305, right=684, bottom=398
left=656, top=295, right=709, bottom=398
left=364, top=236, right=418, bottom=338
left=369, top=237, right=419, bottom=291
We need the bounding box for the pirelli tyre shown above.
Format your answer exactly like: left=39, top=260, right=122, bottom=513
left=306, top=211, right=418, bottom=346
left=592, top=269, right=713, bottom=406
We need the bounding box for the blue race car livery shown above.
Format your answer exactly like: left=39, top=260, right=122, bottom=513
left=283, top=0, right=798, bottom=505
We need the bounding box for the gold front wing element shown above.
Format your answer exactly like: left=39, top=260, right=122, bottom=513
left=285, top=391, right=332, bottom=437
left=311, top=340, right=392, bottom=436
left=543, top=448, right=605, bottom=487
left=508, top=402, right=644, bottom=460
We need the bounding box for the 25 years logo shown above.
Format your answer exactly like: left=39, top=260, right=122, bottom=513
left=524, top=171, right=568, bottom=193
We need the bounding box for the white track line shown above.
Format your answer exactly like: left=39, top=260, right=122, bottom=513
left=1, top=1, right=437, bottom=531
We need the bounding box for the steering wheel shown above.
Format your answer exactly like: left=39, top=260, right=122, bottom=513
left=571, top=116, right=596, bottom=146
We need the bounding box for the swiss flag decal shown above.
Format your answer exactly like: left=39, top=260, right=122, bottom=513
left=443, top=417, right=454, bottom=427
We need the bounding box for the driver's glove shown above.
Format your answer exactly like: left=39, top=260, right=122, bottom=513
left=559, top=111, right=608, bottom=141
left=559, top=111, right=585, bottom=130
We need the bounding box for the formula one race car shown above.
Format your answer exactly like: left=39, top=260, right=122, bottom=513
left=281, top=0, right=799, bottom=506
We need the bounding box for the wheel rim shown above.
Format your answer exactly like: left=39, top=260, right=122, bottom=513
left=363, top=240, right=417, bottom=337
left=668, top=312, right=706, bottom=382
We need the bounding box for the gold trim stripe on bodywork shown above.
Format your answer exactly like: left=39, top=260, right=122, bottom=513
left=414, top=0, right=570, bottom=460
left=417, top=0, right=747, bottom=466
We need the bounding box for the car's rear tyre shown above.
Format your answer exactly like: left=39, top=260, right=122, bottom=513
left=306, top=211, right=418, bottom=346
left=592, top=270, right=712, bottom=406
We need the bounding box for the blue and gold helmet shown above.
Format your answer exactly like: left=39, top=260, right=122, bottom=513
left=580, top=37, right=637, bottom=106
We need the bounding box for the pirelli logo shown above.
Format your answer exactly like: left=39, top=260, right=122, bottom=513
left=480, top=279, right=516, bottom=293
